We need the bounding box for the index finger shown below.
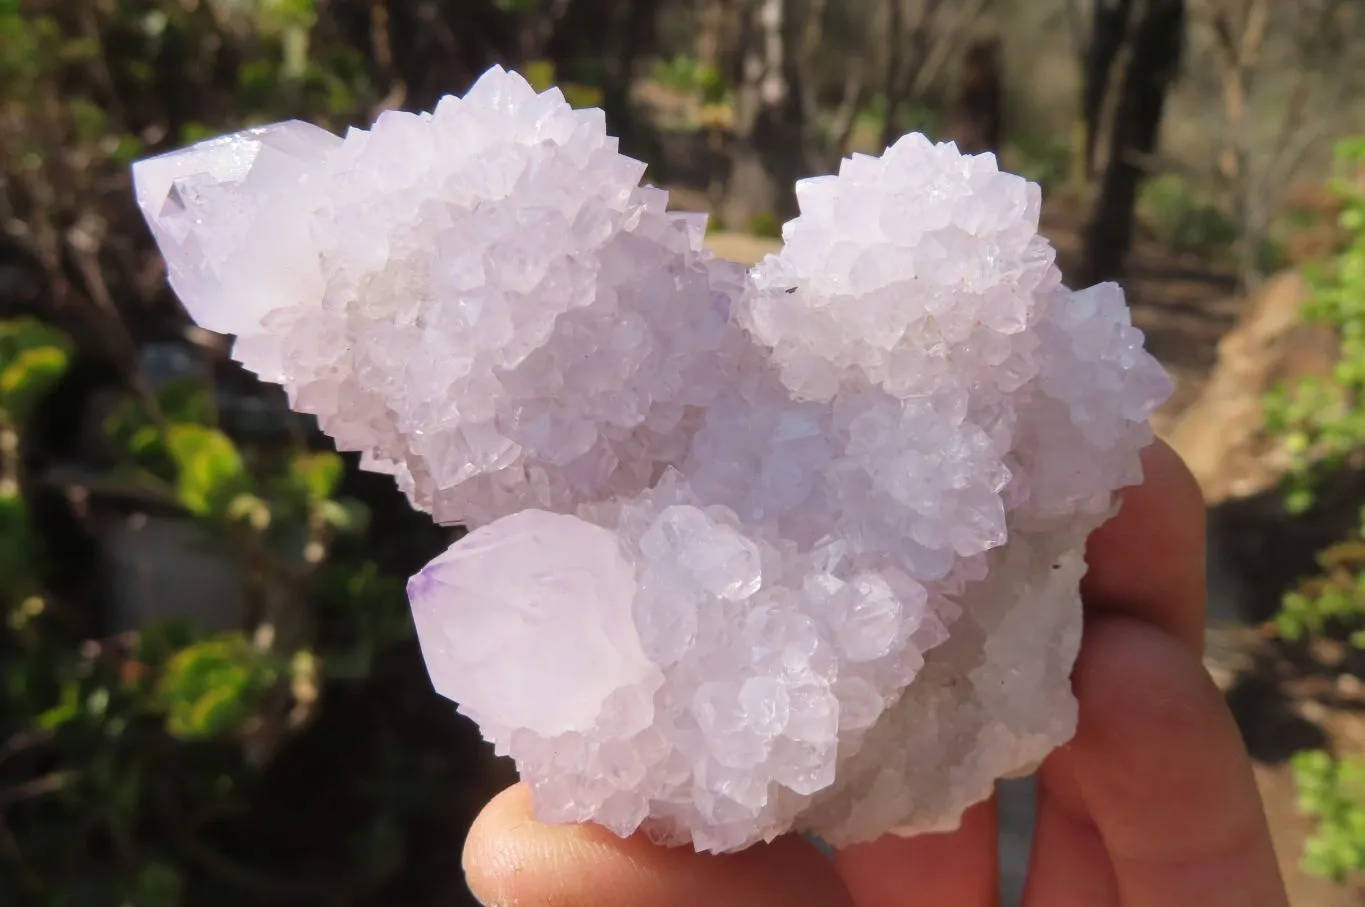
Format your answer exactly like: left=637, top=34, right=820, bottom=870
left=1026, top=617, right=1287, bottom=907
left=1083, top=438, right=1207, bottom=652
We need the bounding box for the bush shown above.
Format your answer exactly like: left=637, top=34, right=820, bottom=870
left=1005, top=132, right=1071, bottom=193
left=747, top=211, right=783, bottom=239
left=0, top=4, right=466, bottom=901
left=0, top=316, right=427, bottom=903
left=854, top=97, right=940, bottom=148
left=1294, top=750, right=1365, bottom=881
left=1265, top=137, right=1365, bottom=883
left=649, top=54, right=728, bottom=105
left=1137, top=173, right=1239, bottom=254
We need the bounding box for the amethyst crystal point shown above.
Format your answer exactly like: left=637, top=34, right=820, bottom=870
left=134, top=66, right=1173, bottom=853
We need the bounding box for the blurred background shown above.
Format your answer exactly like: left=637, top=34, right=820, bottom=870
left=2, top=0, right=1365, bottom=904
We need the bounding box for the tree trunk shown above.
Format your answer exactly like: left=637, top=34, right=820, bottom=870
left=514, top=0, right=572, bottom=65
left=600, top=0, right=661, bottom=154
left=944, top=38, right=1004, bottom=155
left=1208, top=0, right=1271, bottom=288
left=1082, top=0, right=1136, bottom=179
left=721, top=0, right=808, bottom=230
left=696, top=0, right=733, bottom=73
left=880, top=0, right=908, bottom=149
left=382, top=0, right=510, bottom=110
left=1078, top=0, right=1185, bottom=286
left=878, top=0, right=985, bottom=149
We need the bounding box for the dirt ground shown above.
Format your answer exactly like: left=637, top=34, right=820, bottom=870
left=704, top=204, right=1365, bottom=906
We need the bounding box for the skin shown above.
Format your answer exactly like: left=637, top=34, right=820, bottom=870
left=461, top=440, right=1291, bottom=907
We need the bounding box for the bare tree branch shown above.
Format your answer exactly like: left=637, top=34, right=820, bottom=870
left=1194, top=0, right=1363, bottom=285
left=0, top=772, right=73, bottom=809
left=1063, top=0, right=1091, bottom=57
left=909, top=0, right=990, bottom=99
left=826, top=55, right=869, bottom=164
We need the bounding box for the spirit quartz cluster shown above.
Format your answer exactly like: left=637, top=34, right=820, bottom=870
left=133, top=67, right=1172, bottom=853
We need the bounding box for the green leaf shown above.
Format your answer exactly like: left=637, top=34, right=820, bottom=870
left=1286, top=487, right=1315, bottom=515
left=0, top=318, right=71, bottom=424
left=157, top=376, right=216, bottom=425
left=226, top=492, right=272, bottom=531
left=289, top=451, right=343, bottom=503
left=135, top=618, right=202, bottom=669
left=562, top=83, right=604, bottom=110
left=259, top=0, right=318, bottom=31
left=157, top=633, right=277, bottom=740
left=0, top=490, right=42, bottom=598
left=35, top=681, right=81, bottom=730
left=165, top=424, right=246, bottom=516
left=317, top=497, right=369, bottom=534
left=1294, top=751, right=1365, bottom=881
left=522, top=59, right=556, bottom=92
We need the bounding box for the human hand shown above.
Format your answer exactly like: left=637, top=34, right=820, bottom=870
left=460, top=440, right=1290, bottom=907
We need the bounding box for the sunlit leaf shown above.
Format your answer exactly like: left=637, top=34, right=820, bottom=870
left=317, top=497, right=368, bottom=534
left=157, top=633, right=277, bottom=740
left=522, top=59, right=556, bottom=92
left=289, top=451, right=343, bottom=503
left=0, top=318, right=71, bottom=424
left=165, top=424, right=246, bottom=516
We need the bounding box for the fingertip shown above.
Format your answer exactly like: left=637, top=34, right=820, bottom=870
left=462, top=785, right=556, bottom=906
left=462, top=783, right=854, bottom=907
left=460, top=785, right=543, bottom=907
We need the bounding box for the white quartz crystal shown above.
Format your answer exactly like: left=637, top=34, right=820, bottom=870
left=133, top=66, right=1173, bottom=853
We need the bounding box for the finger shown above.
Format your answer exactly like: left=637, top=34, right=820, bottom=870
left=832, top=795, right=999, bottom=907
left=1025, top=617, right=1287, bottom=907
left=1083, top=438, right=1206, bottom=653
left=827, top=440, right=1199, bottom=907
left=463, top=783, right=856, bottom=907
left=1023, top=794, right=1119, bottom=907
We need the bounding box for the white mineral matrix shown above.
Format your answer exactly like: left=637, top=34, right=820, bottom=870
left=133, top=67, right=1172, bottom=853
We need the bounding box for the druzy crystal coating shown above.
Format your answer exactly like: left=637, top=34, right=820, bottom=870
left=133, top=67, right=1172, bottom=853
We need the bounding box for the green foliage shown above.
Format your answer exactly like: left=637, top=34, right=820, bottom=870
left=1137, top=173, right=1239, bottom=254
left=649, top=55, right=728, bottom=105
left=1275, top=528, right=1365, bottom=648
left=1264, top=139, right=1365, bottom=513
left=104, top=375, right=370, bottom=573
left=518, top=59, right=604, bottom=109
left=1269, top=138, right=1365, bottom=884
left=0, top=2, right=377, bottom=368
left=316, top=561, right=410, bottom=681
left=0, top=317, right=422, bottom=900
left=157, top=633, right=280, bottom=740
left=0, top=319, right=71, bottom=605
left=1006, top=133, right=1071, bottom=192
left=165, top=424, right=248, bottom=517
left=0, top=491, right=42, bottom=601
left=747, top=212, right=782, bottom=239
left=0, top=318, right=72, bottom=426
left=1294, top=751, right=1365, bottom=881
left=4, top=602, right=282, bottom=904
left=856, top=98, right=939, bottom=146
left=0, top=1, right=666, bottom=902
